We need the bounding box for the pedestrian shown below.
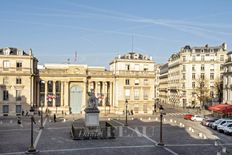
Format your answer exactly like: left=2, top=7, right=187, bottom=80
left=130, top=110, right=134, bottom=115
left=22, top=110, right=24, bottom=116
left=17, top=117, right=23, bottom=127
left=54, top=113, right=56, bottom=122
left=25, top=110, right=29, bottom=116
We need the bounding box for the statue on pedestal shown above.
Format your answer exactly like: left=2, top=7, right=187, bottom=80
left=87, top=89, right=99, bottom=109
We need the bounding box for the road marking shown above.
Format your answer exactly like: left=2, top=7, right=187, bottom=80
left=40, top=145, right=155, bottom=153
left=1, top=151, right=24, bottom=155
left=2, top=143, right=232, bottom=155
left=166, top=143, right=232, bottom=147
left=34, top=117, right=47, bottom=148
left=112, top=119, right=179, bottom=155
left=47, top=126, right=70, bottom=130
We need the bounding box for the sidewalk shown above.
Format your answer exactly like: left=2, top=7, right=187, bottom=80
left=162, top=103, right=212, bottom=116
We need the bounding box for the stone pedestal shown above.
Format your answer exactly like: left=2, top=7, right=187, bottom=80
left=84, top=108, right=100, bottom=127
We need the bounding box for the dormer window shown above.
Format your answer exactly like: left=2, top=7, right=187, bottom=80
left=3, top=48, right=10, bottom=55
left=17, top=49, right=23, bottom=55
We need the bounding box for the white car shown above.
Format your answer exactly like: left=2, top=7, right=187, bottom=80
left=223, top=124, right=232, bottom=135
left=191, top=115, right=204, bottom=122
left=217, top=121, right=232, bottom=132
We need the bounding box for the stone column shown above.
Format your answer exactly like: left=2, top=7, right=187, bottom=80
left=53, top=81, right=56, bottom=107
left=37, top=81, right=40, bottom=106
left=110, top=82, right=113, bottom=106
left=102, top=81, right=106, bottom=106
left=96, top=81, right=100, bottom=96
left=44, top=81, right=48, bottom=107
left=64, top=81, right=69, bottom=107
left=60, top=81, right=64, bottom=106
left=83, top=81, right=87, bottom=109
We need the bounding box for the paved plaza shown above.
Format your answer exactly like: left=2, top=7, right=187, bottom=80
left=0, top=110, right=232, bottom=155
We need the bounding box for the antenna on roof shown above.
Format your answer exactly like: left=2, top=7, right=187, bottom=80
left=131, top=34, right=134, bottom=53
left=74, top=51, right=77, bottom=63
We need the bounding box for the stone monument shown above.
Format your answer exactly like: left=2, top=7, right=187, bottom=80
left=84, top=89, right=100, bottom=127
left=71, top=89, right=116, bottom=140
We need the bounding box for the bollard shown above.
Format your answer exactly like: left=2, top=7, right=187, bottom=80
left=108, top=118, right=111, bottom=121
left=191, top=129, right=194, bottom=133
left=182, top=124, right=185, bottom=127
left=179, top=123, right=182, bottom=126
left=131, top=117, right=134, bottom=120
left=148, top=117, right=151, bottom=120
left=188, top=127, right=192, bottom=131
left=140, top=118, right=143, bottom=121
left=174, top=120, right=177, bottom=123
left=222, top=147, right=227, bottom=153
left=63, top=119, right=66, bottom=122
left=155, top=117, right=158, bottom=121
left=170, top=119, right=173, bottom=123
left=203, top=135, right=207, bottom=139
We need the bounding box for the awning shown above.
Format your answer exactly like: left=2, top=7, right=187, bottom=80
left=208, top=104, right=232, bottom=114
left=220, top=105, right=232, bottom=114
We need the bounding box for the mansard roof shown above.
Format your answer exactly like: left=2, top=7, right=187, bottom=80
left=116, top=52, right=152, bottom=61
left=0, top=47, right=28, bottom=55
left=180, top=43, right=227, bottom=53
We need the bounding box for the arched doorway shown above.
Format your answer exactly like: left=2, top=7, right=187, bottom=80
left=70, top=86, right=82, bottom=113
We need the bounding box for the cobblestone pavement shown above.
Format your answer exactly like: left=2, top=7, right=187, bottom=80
left=0, top=109, right=231, bottom=155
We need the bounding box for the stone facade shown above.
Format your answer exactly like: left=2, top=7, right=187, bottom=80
left=167, top=43, right=227, bottom=108
left=0, top=47, right=38, bottom=116
left=159, top=63, right=168, bottom=104
left=109, top=52, right=157, bottom=114
left=223, top=51, right=232, bottom=104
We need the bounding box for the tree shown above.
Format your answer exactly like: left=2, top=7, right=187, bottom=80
left=214, top=78, right=223, bottom=103
left=193, top=77, right=210, bottom=109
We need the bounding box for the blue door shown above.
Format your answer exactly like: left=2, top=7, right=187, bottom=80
left=70, top=86, right=82, bottom=113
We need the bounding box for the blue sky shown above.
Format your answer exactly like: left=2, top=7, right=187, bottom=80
left=1, top=0, right=232, bottom=67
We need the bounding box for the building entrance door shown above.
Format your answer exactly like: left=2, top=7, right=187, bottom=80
left=70, top=86, right=82, bottom=113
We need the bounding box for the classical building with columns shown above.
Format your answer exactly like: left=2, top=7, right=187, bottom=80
left=38, top=64, right=114, bottom=115
left=36, top=52, right=157, bottom=115
left=0, top=49, right=157, bottom=116
left=0, top=47, right=38, bottom=116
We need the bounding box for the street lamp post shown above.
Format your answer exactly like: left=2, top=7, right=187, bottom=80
left=40, top=103, right=44, bottom=129
left=125, top=99, right=128, bottom=126
left=26, top=107, right=38, bottom=154
left=157, top=105, right=164, bottom=146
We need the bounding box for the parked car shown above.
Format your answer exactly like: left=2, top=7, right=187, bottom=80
left=223, top=124, right=232, bottom=135
left=184, top=114, right=193, bottom=120
left=217, top=120, right=232, bottom=132
left=201, top=118, right=218, bottom=126
left=191, top=115, right=204, bottom=122
left=212, top=119, right=226, bottom=130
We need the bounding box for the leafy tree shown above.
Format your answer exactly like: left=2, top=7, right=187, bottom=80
left=193, top=77, right=210, bottom=109
left=214, top=78, right=223, bottom=103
